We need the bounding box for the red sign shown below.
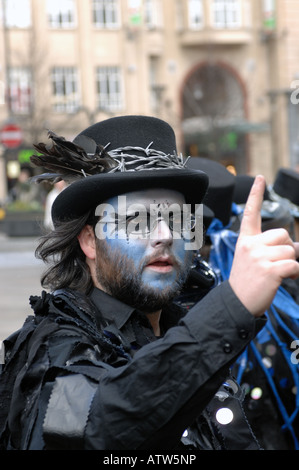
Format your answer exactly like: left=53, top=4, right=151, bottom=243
left=0, top=124, right=23, bottom=148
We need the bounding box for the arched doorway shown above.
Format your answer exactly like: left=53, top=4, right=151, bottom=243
left=181, top=62, right=247, bottom=174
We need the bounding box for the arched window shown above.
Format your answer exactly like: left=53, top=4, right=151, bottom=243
left=182, top=63, right=247, bottom=173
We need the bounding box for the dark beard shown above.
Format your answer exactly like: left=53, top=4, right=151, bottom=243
left=95, top=240, right=192, bottom=313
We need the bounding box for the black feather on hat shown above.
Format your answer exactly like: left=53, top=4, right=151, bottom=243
left=30, top=116, right=209, bottom=224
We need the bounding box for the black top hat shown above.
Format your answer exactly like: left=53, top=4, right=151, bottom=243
left=233, top=173, right=293, bottom=230
left=233, top=174, right=270, bottom=204
left=273, top=168, right=299, bottom=206
left=31, top=116, right=208, bottom=224
left=186, top=157, right=235, bottom=226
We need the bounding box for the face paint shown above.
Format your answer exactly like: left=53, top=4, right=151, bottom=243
left=94, top=189, right=193, bottom=310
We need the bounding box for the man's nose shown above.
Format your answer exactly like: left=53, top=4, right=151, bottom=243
left=150, top=219, right=173, bottom=246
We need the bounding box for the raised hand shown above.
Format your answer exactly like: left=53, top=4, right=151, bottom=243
left=229, top=175, right=299, bottom=317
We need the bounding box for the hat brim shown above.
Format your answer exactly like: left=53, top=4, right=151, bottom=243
left=52, top=169, right=209, bottom=223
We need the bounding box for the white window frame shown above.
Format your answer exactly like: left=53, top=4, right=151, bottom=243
left=92, top=0, right=120, bottom=29
left=96, top=66, right=123, bottom=112
left=47, top=0, right=77, bottom=29
left=51, top=67, right=80, bottom=113
left=8, top=67, right=32, bottom=114
left=212, top=0, right=242, bottom=29
left=2, top=0, right=31, bottom=28
left=188, top=0, right=204, bottom=30
left=149, top=57, right=158, bottom=111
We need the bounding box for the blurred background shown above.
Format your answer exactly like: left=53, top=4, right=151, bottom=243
left=1, top=0, right=299, bottom=338
left=1, top=0, right=299, bottom=194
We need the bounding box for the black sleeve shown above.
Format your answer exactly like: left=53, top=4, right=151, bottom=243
left=41, top=281, right=264, bottom=450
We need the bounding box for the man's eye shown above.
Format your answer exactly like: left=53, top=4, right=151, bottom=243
left=125, top=213, right=146, bottom=224
left=116, top=214, right=146, bottom=228
left=169, top=214, right=183, bottom=224
left=168, top=213, right=184, bottom=229
left=125, top=215, right=138, bottom=225
left=121, top=213, right=151, bottom=234
left=113, top=216, right=128, bottom=229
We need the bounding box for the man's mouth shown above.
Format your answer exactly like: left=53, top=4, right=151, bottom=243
left=145, top=257, right=174, bottom=273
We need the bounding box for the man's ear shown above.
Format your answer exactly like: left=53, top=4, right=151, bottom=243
left=77, top=225, right=96, bottom=260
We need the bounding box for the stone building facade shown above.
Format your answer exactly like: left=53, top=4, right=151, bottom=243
left=0, top=0, right=299, bottom=200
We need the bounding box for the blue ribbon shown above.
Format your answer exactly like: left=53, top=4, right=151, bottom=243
left=207, top=217, right=238, bottom=281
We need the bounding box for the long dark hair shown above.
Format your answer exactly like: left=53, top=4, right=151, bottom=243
left=35, top=209, right=96, bottom=294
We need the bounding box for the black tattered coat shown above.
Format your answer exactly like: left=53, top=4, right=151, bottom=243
left=0, top=282, right=264, bottom=450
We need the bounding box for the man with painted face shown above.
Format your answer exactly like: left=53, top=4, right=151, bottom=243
left=90, top=189, right=192, bottom=321
left=1, top=116, right=299, bottom=451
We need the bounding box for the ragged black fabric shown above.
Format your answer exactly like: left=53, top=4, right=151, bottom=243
left=0, top=284, right=264, bottom=450
left=0, top=289, right=123, bottom=450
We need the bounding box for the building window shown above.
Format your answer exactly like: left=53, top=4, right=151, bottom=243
left=47, top=0, right=76, bottom=29
left=212, top=0, right=241, bottom=29
left=175, top=0, right=184, bottom=31
left=3, top=0, right=31, bottom=28
left=8, top=67, right=32, bottom=114
left=96, top=66, right=123, bottom=111
left=92, top=0, right=120, bottom=29
left=188, top=0, right=204, bottom=30
left=144, top=0, right=163, bottom=28
left=51, top=67, right=80, bottom=112
left=149, top=57, right=165, bottom=113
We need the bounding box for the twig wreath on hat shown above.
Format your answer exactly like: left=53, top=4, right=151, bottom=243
left=30, top=116, right=209, bottom=225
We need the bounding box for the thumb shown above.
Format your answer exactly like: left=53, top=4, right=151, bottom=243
left=239, top=175, right=265, bottom=237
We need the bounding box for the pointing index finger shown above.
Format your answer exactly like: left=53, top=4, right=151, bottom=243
left=239, top=175, right=265, bottom=236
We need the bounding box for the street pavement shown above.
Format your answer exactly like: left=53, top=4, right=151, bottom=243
left=0, top=233, right=44, bottom=341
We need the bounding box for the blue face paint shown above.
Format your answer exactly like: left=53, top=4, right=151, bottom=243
left=140, top=239, right=187, bottom=292
left=99, top=189, right=190, bottom=293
